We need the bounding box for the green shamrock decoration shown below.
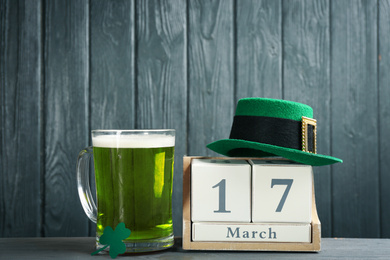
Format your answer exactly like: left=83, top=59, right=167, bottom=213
left=91, top=222, right=131, bottom=259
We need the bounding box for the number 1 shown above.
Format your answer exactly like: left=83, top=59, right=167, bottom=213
left=271, top=179, right=293, bottom=212
left=212, top=179, right=231, bottom=213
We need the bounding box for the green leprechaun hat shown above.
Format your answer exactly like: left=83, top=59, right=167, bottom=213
left=207, top=97, right=342, bottom=166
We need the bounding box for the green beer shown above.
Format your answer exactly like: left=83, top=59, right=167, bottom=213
left=92, top=134, right=174, bottom=244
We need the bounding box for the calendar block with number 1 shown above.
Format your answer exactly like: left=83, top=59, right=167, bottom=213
left=183, top=156, right=321, bottom=252
left=191, top=159, right=251, bottom=222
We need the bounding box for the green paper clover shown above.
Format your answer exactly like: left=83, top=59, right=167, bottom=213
left=91, top=222, right=131, bottom=259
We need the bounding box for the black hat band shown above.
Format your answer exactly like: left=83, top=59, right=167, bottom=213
left=229, top=115, right=316, bottom=153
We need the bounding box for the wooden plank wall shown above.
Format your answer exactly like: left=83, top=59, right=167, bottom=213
left=1, top=0, right=388, bottom=238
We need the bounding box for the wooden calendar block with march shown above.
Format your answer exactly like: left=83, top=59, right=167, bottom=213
left=192, top=222, right=311, bottom=242
left=250, top=160, right=312, bottom=223
left=183, top=156, right=321, bottom=252
left=191, top=159, right=251, bottom=222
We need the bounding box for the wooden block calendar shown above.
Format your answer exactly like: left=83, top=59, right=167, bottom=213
left=182, top=156, right=321, bottom=252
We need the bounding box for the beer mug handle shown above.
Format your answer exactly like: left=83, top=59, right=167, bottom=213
left=76, top=146, right=97, bottom=223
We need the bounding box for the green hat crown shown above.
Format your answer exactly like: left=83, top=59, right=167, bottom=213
left=235, top=98, right=313, bottom=121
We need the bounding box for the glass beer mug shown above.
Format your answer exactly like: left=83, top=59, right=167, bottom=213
left=77, top=130, right=175, bottom=253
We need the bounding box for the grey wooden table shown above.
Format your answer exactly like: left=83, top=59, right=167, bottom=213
left=0, top=237, right=389, bottom=260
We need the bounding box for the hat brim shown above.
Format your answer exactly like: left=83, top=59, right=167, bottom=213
left=207, top=139, right=342, bottom=166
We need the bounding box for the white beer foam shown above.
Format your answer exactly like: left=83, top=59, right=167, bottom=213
left=92, top=134, right=175, bottom=148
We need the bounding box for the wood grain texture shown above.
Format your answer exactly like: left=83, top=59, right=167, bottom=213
left=282, top=0, right=332, bottom=237
left=188, top=0, right=235, bottom=157
left=90, top=0, right=135, bottom=130
left=379, top=0, right=390, bottom=238
left=331, top=0, right=379, bottom=237
left=43, top=0, right=89, bottom=236
left=2, top=0, right=390, bottom=239
left=236, top=0, right=282, bottom=100
left=136, top=0, right=187, bottom=236
left=0, top=0, right=42, bottom=237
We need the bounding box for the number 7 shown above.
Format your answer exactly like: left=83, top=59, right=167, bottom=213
left=271, top=179, right=293, bottom=212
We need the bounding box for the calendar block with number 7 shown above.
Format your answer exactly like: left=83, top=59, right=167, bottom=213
left=183, top=156, right=321, bottom=252
left=251, top=160, right=312, bottom=223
